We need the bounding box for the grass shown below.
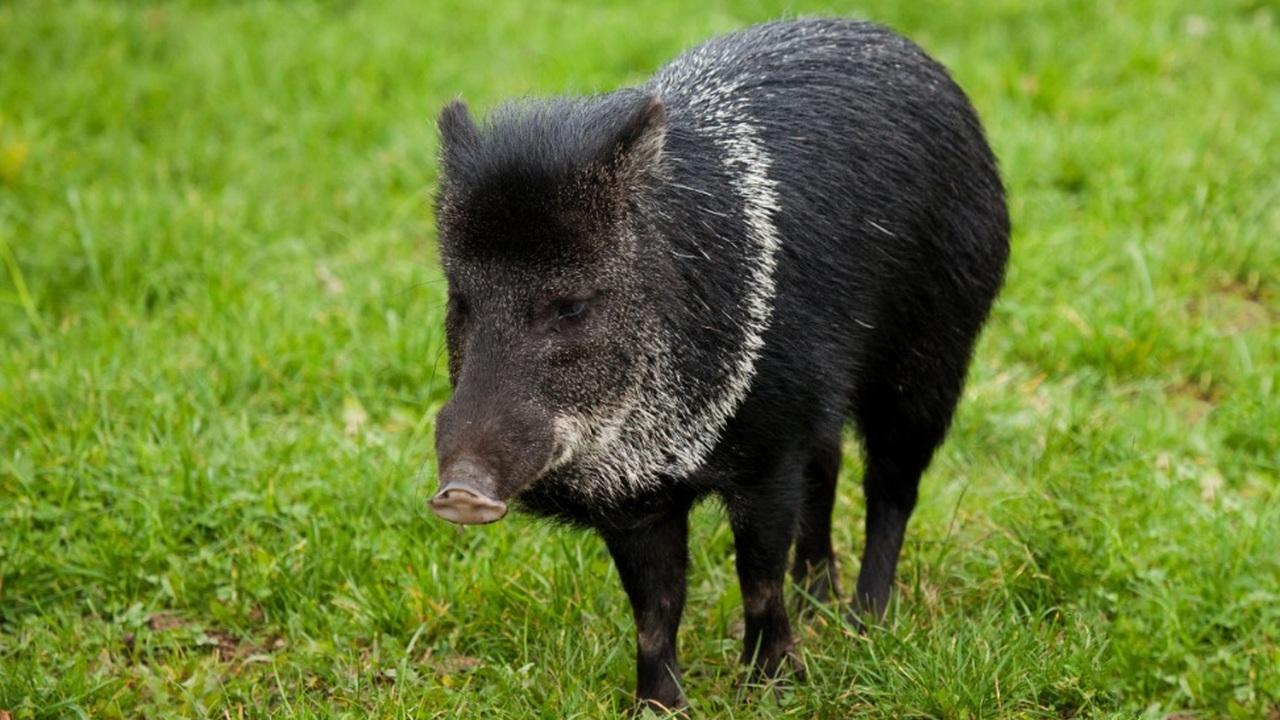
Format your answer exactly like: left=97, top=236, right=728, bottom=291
left=1, top=0, right=1277, bottom=717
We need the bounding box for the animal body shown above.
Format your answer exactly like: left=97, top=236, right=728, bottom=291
left=430, top=17, right=1009, bottom=710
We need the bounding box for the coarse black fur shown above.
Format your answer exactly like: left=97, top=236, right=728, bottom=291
left=432, top=18, right=1009, bottom=711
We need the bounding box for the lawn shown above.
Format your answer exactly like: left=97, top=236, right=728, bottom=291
left=1, top=0, right=1277, bottom=717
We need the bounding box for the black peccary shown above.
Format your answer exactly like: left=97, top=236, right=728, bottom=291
left=429, top=18, right=1009, bottom=710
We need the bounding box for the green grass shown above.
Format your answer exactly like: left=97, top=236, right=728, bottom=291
left=1, top=0, right=1277, bottom=717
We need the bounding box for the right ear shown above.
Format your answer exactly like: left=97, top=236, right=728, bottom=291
left=438, top=99, right=480, bottom=159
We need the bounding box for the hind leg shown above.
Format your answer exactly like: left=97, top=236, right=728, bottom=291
left=853, top=373, right=965, bottom=621
left=853, top=448, right=929, bottom=619
left=791, top=437, right=842, bottom=609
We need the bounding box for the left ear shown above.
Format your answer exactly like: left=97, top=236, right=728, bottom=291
left=603, top=93, right=666, bottom=182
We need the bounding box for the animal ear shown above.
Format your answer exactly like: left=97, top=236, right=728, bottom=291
left=606, top=94, right=666, bottom=180
left=438, top=99, right=480, bottom=161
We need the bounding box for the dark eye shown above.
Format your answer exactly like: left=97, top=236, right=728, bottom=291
left=557, top=299, right=588, bottom=320
left=546, top=295, right=595, bottom=333
left=448, top=294, right=470, bottom=321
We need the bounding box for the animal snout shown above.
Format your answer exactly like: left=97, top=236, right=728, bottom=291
left=430, top=458, right=509, bottom=525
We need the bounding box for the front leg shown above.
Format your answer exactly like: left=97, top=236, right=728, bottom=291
left=727, top=482, right=802, bottom=680
left=601, top=506, right=691, bottom=713
left=792, top=437, right=843, bottom=610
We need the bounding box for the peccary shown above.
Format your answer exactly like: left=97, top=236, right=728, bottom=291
left=429, top=18, right=1009, bottom=710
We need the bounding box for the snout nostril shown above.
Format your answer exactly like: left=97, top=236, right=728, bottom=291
left=430, top=459, right=508, bottom=525
left=430, top=484, right=508, bottom=525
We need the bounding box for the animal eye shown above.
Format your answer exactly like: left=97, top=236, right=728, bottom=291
left=448, top=294, right=470, bottom=320
left=557, top=299, right=588, bottom=320
left=546, top=295, right=595, bottom=333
